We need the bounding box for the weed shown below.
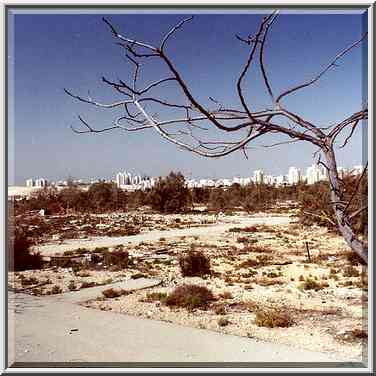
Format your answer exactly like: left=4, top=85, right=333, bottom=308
left=141, top=292, right=168, bottom=303
left=68, top=280, right=77, bottom=291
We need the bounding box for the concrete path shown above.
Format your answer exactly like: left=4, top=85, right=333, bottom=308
left=35, top=216, right=291, bottom=256
left=7, top=278, right=357, bottom=366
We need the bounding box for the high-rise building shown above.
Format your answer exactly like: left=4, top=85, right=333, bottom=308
left=337, top=167, right=347, bottom=179
left=306, top=164, right=321, bottom=185
left=35, top=178, right=48, bottom=187
left=253, top=170, right=264, bottom=184
left=26, top=178, right=34, bottom=187
left=352, top=165, right=364, bottom=176
left=288, top=167, right=301, bottom=185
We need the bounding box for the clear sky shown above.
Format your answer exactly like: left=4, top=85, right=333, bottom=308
left=8, top=9, right=367, bottom=185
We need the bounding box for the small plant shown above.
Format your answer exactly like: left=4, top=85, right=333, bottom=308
left=343, top=266, right=360, bottom=277
left=20, top=276, right=39, bottom=286
left=51, top=285, right=63, bottom=294
left=68, top=280, right=77, bottom=291
left=76, top=270, right=91, bottom=277
left=217, top=317, right=230, bottom=327
left=300, top=277, right=323, bottom=291
left=179, top=250, right=211, bottom=277
left=164, top=284, right=215, bottom=310
left=159, top=237, right=166, bottom=242
left=131, top=272, right=147, bottom=279
left=219, top=291, right=233, bottom=300
left=102, top=288, right=123, bottom=298
left=255, top=306, right=294, bottom=328
left=214, top=303, right=226, bottom=315
left=81, top=281, right=96, bottom=289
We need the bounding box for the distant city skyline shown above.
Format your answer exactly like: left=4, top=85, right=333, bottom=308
left=8, top=10, right=367, bottom=186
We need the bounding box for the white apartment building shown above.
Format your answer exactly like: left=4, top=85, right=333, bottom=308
left=275, top=175, right=287, bottom=186
left=352, top=165, right=364, bottom=176
left=337, top=166, right=347, bottom=179
left=288, top=167, right=301, bottom=185
left=253, top=170, right=264, bottom=184
left=306, top=164, right=321, bottom=185
left=35, top=178, right=48, bottom=187
left=26, top=178, right=34, bottom=187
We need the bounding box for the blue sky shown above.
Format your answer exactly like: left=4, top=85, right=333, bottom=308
left=8, top=9, right=367, bottom=185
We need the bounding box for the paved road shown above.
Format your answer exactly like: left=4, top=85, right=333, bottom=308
left=36, top=216, right=291, bottom=256
left=7, top=278, right=357, bottom=367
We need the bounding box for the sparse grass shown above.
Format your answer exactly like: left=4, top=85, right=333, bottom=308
left=141, top=291, right=168, bottom=303
left=255, top=306, right=294, bottom=328
left=179, top=250, right=211, bottom=277
left=164, top=284, right=215, bottom=310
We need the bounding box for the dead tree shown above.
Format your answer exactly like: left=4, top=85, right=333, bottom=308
left=65, top=12, right=368, bottom=263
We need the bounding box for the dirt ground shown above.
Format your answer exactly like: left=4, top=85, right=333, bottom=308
left=9, top=210, right=368, bottom=361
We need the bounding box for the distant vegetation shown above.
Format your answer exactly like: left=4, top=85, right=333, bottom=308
left=11, top=171, right=367, bottom=238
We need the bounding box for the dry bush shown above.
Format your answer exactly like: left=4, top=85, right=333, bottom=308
left=217, top=317, right=230, bottom=327
left=239, top=255, right=272, bottom=268
left=343, top=266, right=360, bottom=277
left=219, top=291, right=233, bottom=300
left=243, top=245, right=274, bottom=254
left=179, top=250, right=211, bottom=277
left=255, top=277, right=284, bottom=287
left=213, top=303, right=227, bottom=315
left=50, top=285, right=63, bottom=294
left=102, top=288, right=126, bottom=298
left=103, top=250, right=130, bottom=270
left=345, top=251, right=366, bottom=266
left=81, top=281, right=96, bottom=289
left=164, top=284, right=215, bottom=310
left=300, top=277, right=328, bottom=291
left=255, top=306, right=294, bottom=328
left=20, top=276, right=39, bottom=286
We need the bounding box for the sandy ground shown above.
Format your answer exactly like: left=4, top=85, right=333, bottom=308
left=34, top=215, right=291, bottom=256
left=8, top=287, right=358, bottom=366
left=9, top=213, right=368, bottom=366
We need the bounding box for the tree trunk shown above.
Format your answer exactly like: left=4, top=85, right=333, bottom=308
left=323, top=146, right=368, bottom=264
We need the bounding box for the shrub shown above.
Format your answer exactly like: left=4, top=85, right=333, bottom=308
left=81, top=281, right=96, bottom=289
left=217, top=317, right=230, bottom=327
left=20, top=276, right=39, bottom=286
left=343, top=266, right=360, bottom=278
left=8, top=227, right=43, bottom=272
left=102, top=288, right=123, bottom=298
left=300, top=277, right=324, bottom=291
left=255, top=306, right=294, bottom=328
left=219, top=291, right=233, bottom=300
left=68, top=280, right=77, bottom=291
left=214, top=303, right=226, bottom=315
left=51, top=285, right=63, bottom=294
left=179, top=250, right=211, bottom=277
left=165, top=284, right=215, bottom=310
left=103, top=250, right=129, bottom=270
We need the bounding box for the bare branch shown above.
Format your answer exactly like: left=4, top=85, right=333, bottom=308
left=276, top=32, right=368, bottom=104
left=160, top=16, right=194, bottom=51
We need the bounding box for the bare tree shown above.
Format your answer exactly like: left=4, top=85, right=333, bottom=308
left=65, top=12, right=368, bottom=263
